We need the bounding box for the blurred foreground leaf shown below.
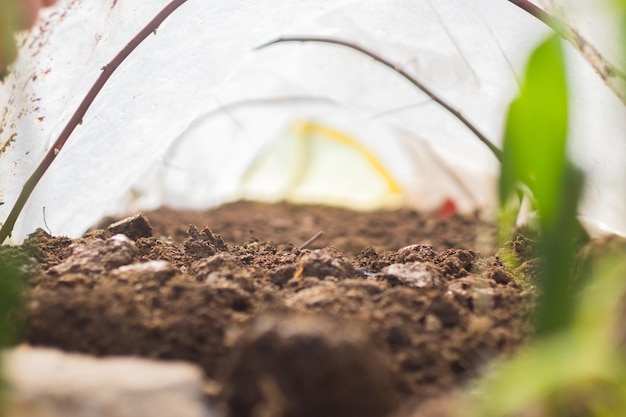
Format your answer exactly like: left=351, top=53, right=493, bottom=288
left=466, top=255, right=626, bottom=417
left=474, top=29, right=626, bottom=417
left=500, top=35, right=568, bottom=220
left=500, top=34, right=584, bottom=336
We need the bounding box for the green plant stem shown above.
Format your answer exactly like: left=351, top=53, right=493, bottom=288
left=0, top=0, right=189, bottom=244
left=535, top=164, right=584, bottom=335
left=257, top=37, right=504, bottom=163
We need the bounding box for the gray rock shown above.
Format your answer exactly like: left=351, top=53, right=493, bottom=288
left=3, top=345, right=214, bottom=417
left=49, top=234, right=136, bottom=276
left=377, top=262, right=445, bottom=289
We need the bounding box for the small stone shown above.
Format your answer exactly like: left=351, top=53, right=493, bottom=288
left=4, top=345, right=212, bottom=417
left=396, top=244, right=436, bottom=263
left=113, top=260, right=179, bottom=284
left=107, top=213, right=154, bottom=240
left=377, top=262, right=445, bottom=289
left=294, top=249, right=355, bottom=280
left=447, top=276, right=493, bottom=298
left=49, top=234, right=136, bottom=276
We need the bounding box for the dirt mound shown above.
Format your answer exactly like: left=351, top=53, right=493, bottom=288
left=16, top=202, right=531, bottom=417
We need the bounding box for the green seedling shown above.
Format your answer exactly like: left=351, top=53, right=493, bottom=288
left=463, top=20, right=626, bottom=416
left=500, top=34, right=585, bottom=336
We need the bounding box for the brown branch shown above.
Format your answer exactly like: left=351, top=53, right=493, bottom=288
left=508, top=0, right=555, bottom=25
left=508, top=0, right=626, bottom=106
left=0, top=0, right=188, bottom=244
left=257, top=37, right=504, bottom=163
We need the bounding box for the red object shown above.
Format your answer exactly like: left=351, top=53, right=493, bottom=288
left=437, top=198, right=457, bottom=218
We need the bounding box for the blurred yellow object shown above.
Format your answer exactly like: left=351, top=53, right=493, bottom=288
left=239, top=120, right=403, bottom=210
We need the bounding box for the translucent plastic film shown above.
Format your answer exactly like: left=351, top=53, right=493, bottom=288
left=1, top=0, right=624, bottom=242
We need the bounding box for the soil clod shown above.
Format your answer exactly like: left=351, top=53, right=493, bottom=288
left=220, top=314, right=399, bottom=417
left=107, top=212, right=154, bottom=241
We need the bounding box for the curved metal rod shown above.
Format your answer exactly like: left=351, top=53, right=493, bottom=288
left=256, top=36, right=504, bottom=163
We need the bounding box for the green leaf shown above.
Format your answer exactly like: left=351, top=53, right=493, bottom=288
left=500, top=34, right=569, bottom=225
left=500, top=34, right=586, bottom=335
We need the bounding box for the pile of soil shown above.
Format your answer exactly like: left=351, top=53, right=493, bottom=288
left=11, top=202, right=534, bottom=417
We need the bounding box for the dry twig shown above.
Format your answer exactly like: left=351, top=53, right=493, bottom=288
left=298, top=231, right=324, bottom=250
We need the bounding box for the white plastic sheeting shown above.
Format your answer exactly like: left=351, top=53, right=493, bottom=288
left=0, top=0, right=624, bottom=243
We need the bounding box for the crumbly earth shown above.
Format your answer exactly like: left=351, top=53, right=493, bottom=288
left=10, top=202, right=535, bottom=417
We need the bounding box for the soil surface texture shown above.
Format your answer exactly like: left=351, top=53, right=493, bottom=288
left=12, top=202, right=534, bottom=417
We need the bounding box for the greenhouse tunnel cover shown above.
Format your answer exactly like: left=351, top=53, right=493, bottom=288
left=0, top=0, right=625, bottom=243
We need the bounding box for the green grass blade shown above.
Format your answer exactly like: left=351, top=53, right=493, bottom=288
left=500, top=34, right=568, bottom=223
left=500, top=34, right=585, bottom=335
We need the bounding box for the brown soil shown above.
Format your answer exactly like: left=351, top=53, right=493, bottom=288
left=12, top=202, right=533, bottom=417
